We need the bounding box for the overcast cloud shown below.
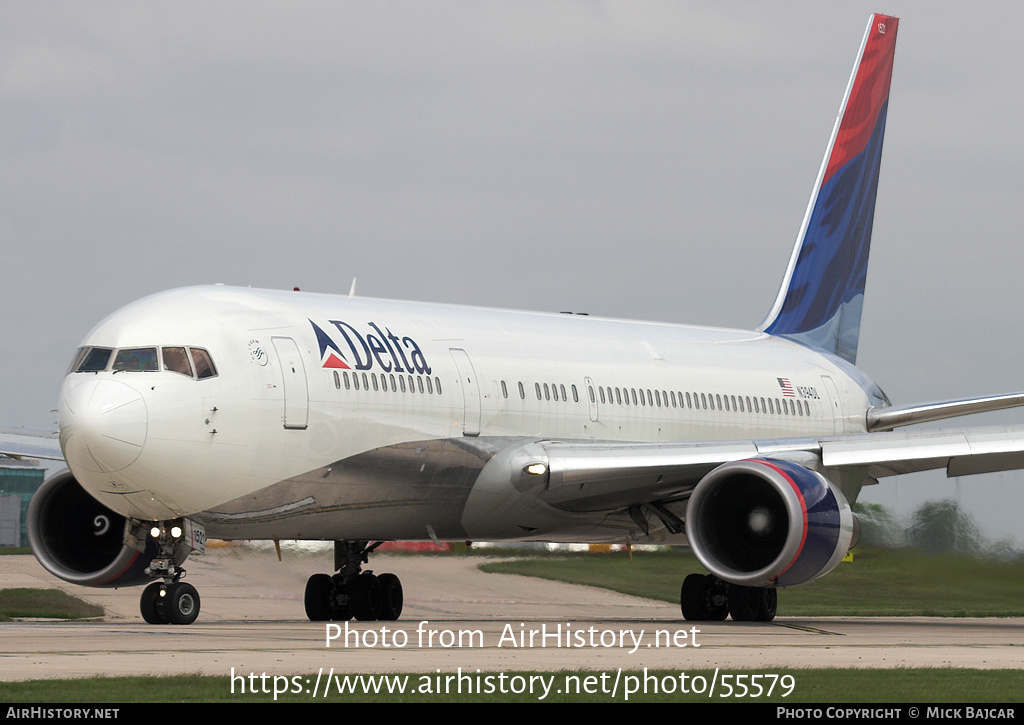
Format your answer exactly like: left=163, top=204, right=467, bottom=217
left=3, top=2, right=1024, bottom=541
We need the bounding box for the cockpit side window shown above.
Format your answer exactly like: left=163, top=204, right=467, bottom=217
left=189, top=348, right=217, bottom=379
left=162, top=347, right=194, bottom=377
left=68, top=347, right=90, bottom=374
left=112, top=347, right=158, bottom=372
left=75, top=347, right=114, bottom=372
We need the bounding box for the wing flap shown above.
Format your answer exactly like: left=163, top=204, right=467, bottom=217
left=821, top=426, right=1024, bottom=478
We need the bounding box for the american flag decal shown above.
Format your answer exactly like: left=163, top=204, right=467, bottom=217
left=778, top=377, right=795, bottom=397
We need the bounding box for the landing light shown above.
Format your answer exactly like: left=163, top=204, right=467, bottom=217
left=524, top=463, right=547, bottom=476
left=170, top=526, right=183, bottom=539
left=150, top=526, right=161, bottom=539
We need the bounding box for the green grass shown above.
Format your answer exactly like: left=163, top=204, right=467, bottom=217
left=478, top=546, right=1024, bottom=617
left=0, top=588, right=103, bottom=622
left=1, top=669, right=1022, bottom=703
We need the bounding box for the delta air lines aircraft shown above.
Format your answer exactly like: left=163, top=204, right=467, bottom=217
left=7, top=14, right=1024, bottom=625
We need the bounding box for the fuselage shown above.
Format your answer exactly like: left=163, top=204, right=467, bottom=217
left=58, top=285, right=885, bottom=543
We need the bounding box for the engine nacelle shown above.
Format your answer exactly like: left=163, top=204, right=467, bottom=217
left=27, top=470, right=158, bottom=588
left=685, top=458, right=854, bottom=588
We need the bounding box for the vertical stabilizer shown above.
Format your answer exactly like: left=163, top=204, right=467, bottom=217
left=759, top=14, right=898, bottom=364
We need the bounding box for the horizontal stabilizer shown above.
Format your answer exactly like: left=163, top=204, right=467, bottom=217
left=866, top=393, right=1024, bottom=431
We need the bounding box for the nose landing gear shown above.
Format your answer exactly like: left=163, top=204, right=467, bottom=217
left=133, top=518, right=205, bottom=625
left=304, top=540, right=404, bottom=622
left=140, top=580, right=201, bottom=625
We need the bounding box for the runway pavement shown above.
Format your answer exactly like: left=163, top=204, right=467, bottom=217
left=2, top=545, right=1023, bottom=682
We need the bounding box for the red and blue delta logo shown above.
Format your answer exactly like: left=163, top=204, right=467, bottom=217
left=309, top=320, right=432, bottom=374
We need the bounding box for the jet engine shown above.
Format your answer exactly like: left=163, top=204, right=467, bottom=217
left=27, top=470, right=157, bottom=587
left=685, top=458, right=855, bottom=588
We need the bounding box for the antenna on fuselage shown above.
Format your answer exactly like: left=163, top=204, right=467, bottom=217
left=348, top=278, right=357, bottom=298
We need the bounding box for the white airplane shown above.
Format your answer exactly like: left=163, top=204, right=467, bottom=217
left=6, top=13, right=1024, bottom=626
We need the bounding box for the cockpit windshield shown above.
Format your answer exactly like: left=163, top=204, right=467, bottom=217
left=70, top=346, right=217, bottom=380
left=112, top=348, right=158, bottom=372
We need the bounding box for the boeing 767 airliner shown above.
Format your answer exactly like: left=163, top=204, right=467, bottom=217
left=8, top=14, right=1024, bottom=626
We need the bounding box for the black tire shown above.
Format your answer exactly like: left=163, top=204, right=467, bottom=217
left=377, top=573, right=403, bottom=621
left=140, top=582, right=169, bottom=625
left=304, top=573, right=335, bottom=621
left=758, top=587, right=778, bottom=622
left=728, top=584, right=761, bottom=622
left=164, top=582, right=201, bottom=625
left=349, top=573, right=382, bottom=621
left=680, top=573, right=711, bottom=620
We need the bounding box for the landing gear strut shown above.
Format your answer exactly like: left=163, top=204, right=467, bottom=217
left=680, top=573, right=776, bottom=622
left=304, top=540, right=404, bottom=622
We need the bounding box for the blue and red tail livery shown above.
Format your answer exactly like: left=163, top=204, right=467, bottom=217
left=761, top=14, right=898, bottom=365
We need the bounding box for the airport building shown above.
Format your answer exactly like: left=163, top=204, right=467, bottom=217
left=0, top=461, right=45, bottom=547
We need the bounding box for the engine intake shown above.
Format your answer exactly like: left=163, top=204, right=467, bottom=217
left=685, top=458, right=853, bottom=588
left=27, top=470, right=157, bottom=587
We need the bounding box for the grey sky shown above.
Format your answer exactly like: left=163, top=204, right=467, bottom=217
left=3, top=2, right=1023, bottom=541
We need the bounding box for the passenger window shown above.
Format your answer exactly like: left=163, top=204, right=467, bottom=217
left=426, top=376, right=433, bottom=394
left=162, top=347, right=193, bottom=377
left=501, top=380, right=508, bottom=399
left=344, top=371, right=351, bottom=390
left=417, top=377, right=424, bottom=393
left=399, top=375, right=406, bottom=392
left=334, top=371, right=341, bottom=389
left=113, top=347, right=158, bottom=372
left=560, top=384, right=567, bottom=401
left=190, top=348, right=217, bottom=379
left=572, top=384, right=579, bottom=403
left=519, top=381, right=525, bottom=399
left=435, top=377, right=442, bottom=394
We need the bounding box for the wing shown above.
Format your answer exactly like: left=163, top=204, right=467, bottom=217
left=0, top=428, right=64, bottom=462
left=495, top=423, right=1024, bottom=590
left=510, top=425, right=1024, bottom=514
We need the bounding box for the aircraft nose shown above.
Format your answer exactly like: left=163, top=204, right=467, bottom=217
left=59, top=378, right=148, bottom=473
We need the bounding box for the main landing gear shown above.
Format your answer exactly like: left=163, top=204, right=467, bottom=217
left=679, top=573, right=777, bottom=622
left=304, top=540, right=404, bottom=622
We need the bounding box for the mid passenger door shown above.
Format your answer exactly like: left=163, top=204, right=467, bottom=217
left=272, top=336, right=309, bottom=430
left=450, top=348, right=481, bottom=436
